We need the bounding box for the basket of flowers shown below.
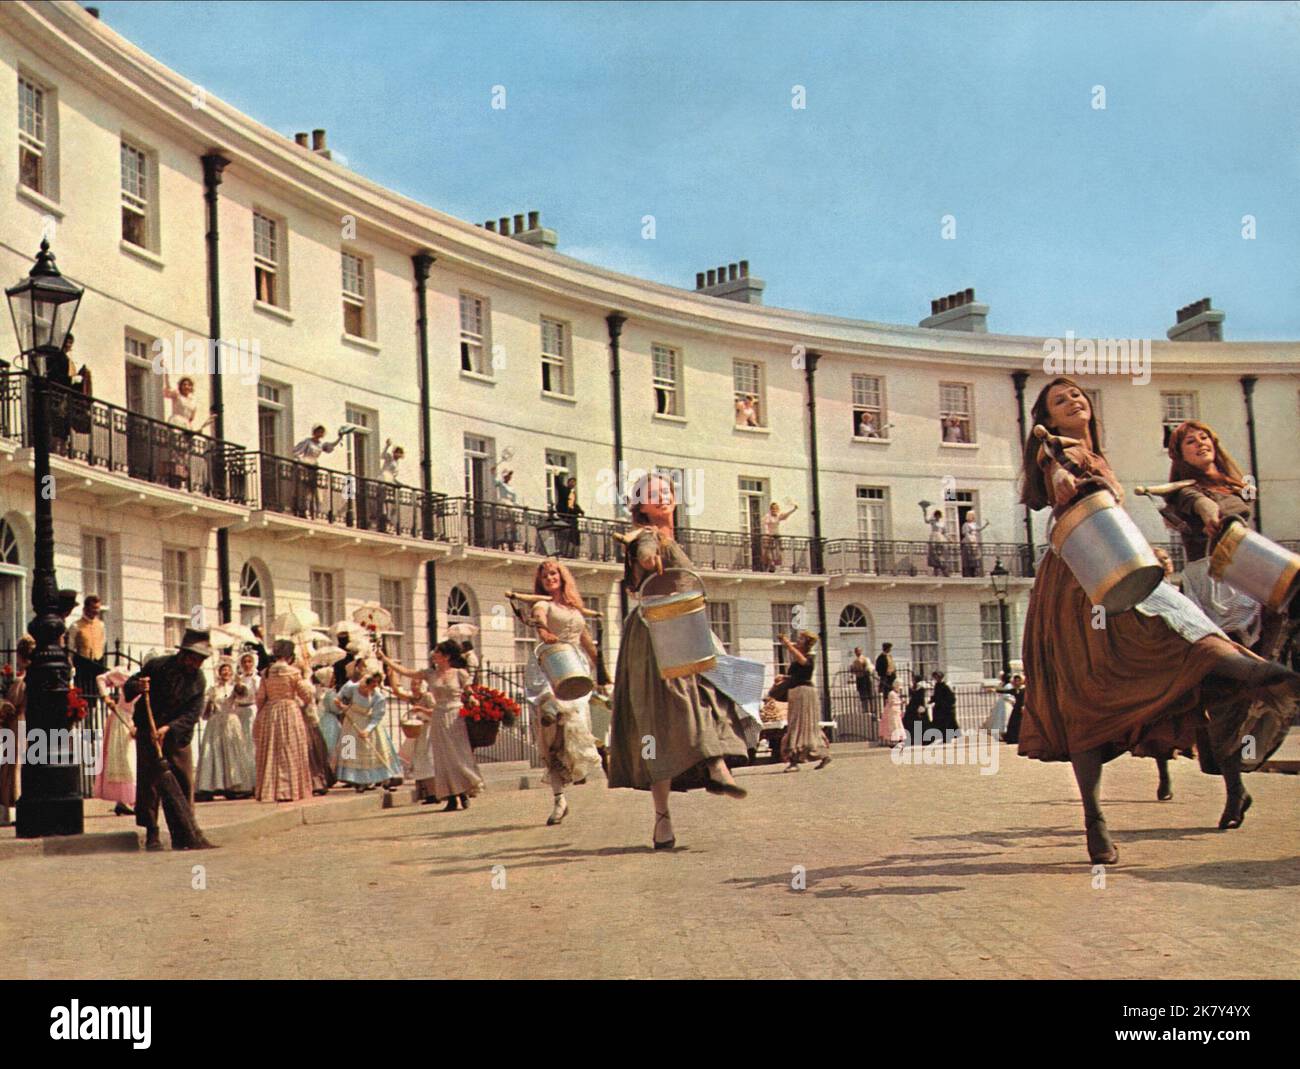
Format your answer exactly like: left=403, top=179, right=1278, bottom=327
left=459, top=684, right=520, bottom=749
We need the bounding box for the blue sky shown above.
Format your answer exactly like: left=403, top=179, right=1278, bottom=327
left=99, top=1, right=1299, bottom=339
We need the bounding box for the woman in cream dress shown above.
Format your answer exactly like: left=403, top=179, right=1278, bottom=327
left=232, top=651, right=260, bottom=753
left=385, top=642, right=483, bottom=810
left=388, top=672, right=437, bottom=801
left=520, top=560, right=603, bottom=826
left=196, top=659, right=255, bottom=798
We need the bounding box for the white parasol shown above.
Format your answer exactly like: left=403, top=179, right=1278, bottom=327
left=211, top=622, right=258, bottom=649
left=308, top=644, right=347, bottom=667
left=271, top=606, right=320, bottom=638
left=352, top=602, right=393, bottom=632
left=446, top=622, right=479, bottom=643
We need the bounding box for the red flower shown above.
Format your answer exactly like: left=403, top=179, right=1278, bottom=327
left=66, top=685, right=89, bottom=722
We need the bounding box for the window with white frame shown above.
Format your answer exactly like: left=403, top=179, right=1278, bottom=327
left=257, top=381, right=290, bottom=457
left=770, top=602, right=798, bottom=673
left=379, top=577, right=407, bottom=661
left=253, top=212, right=283, bottom=307
left=120, top=140, right=150, bottom=249
left=513, top=607, right=535, bottom=664
left=341, top=251, right=368, bottom=338
left=652, top=344, right=681, bottom=416
left=1161, top=391, right=1198, bottom=437
left=980, top=602, right=1018, bottom=680
left=309, top=569, right=340, bottom=628
left=345, top=404, right=377, bottom=480
left=582, top=594, right=606, bottom=652
left=459, top=292, right=490, bottom=374
left=18, top=74, right=53, bottom=197
left=162, top=548, right=193, bottom=650
left=239, top=560, right=270, bottom=630
left=738, top=476, right=767, bottom=537
left=124, top=333, right=163, bottom=420
left=939, top=382, right=974, bottom=443
left=545, top=449, right=575, bottom=511
left=540, top=317, right=570, bottom=395
left=81, top=534, right=112, bottom=631
left=855, top=487, right=889, bottom=541
left=852, top=374, right=887, bottom=438
left=908, top=604, right=941, bottom=681
left=733, top=360, right=764, bottom=426
left=708, top=601, right=734, bottom=654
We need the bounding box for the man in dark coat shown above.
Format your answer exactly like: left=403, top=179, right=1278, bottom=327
left=874, top=643, right=897, bottom=699
left=332, top=631, right=356, bottom=690
left=248, top=624, right=273, bottom=672
left=929, top=671, right=960, bottom=737
left=123, top=628, right=211, bottom=850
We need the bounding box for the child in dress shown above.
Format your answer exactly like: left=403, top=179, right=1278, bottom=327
left=94, top=667, right=138, bottom=815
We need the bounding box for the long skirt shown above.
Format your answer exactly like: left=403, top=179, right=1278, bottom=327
left=253, top=698, right=313, bottom=802
left=426, top=706, right=483, bottom=800
left=0, top=714, right=22, bottom=808
left=607, top=607, right=750, bottom=791
left=413, top=719, right=437, bottom=799
left=879, top=694, right=907, bottom=746
left=532, top=699, right=602, bottom=791
left=196, top=708, right=255, bottom=794
left=302, top=710, right=335, bottom=793
left=95, top=712, right=137, bottom=805
left=336, top=716, right=404, bottom=786
left=1020, top=554, right=1295, bottom=765
left=981, top=695, right=1013, bottom=737
left=781, top=685, right=829, bottom=763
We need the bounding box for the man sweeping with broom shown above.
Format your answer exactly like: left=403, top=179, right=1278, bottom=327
left=123, top=628, right=215, bottom=851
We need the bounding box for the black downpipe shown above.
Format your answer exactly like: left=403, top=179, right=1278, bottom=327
left=1240, top=375, right=1262, bottom=534
left=606, top=312, right=628, bottom=622
left=803, top=351, right=831, bottom=722
left=1012, top=370, right=1034, bottom=576
left=413, top=252, right=438, bottom=651
left=202, top=152, right=232, bottom=624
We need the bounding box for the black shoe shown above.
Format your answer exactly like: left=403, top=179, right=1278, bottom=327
left=443, top=797, right=459, bottom=812
left=1218, top=791, right=1252, bottom=830
left=1157, top=781, right=1172, bottom=802
left=653, top=810, right=675, bottom=850
left=420, top=796, right=438, bottom=805
left=144, top=832, right=164, bottom=852
left=704, top=775, right=747, bottom=799
left=815, top=755, right=832, bottom=770
left=459, top=793, right=469, bottom=809
left=113, top=802, right=134, bottom=817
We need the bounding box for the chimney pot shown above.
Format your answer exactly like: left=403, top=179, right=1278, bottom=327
left=528, top=211, right=539, bottom=230
left=716, top=266, right=726, bottom=283
left=485, top=220, right=497, bottom=233
left=86, top=6, right=100, bottom=17
left=498, top=217, right=510, bottom=235
left=707, top=269, right=717, bottom=286
left=695, top=272, right=705, bottom=289
left=513, top=214, right=525, bottom=234
left=294, top=132, right=309, bottom=147
left=739, top=260, right=749, bottom=277
left=311, top=129, right=327, bottom=151
left=964, top=288, right=974, bottom=304
left=728, top=263, right=738, bottom=282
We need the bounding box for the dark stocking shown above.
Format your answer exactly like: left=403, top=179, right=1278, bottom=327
left=1070, top=746, right=1116, bottom=863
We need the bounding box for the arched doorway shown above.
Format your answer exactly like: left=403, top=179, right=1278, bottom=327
left=0, top=518, right=25, bottom=650
left=836, top=603, right=872, bottom=672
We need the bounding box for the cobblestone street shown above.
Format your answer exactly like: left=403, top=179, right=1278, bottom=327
left=3, top=743, right=1299, bottom=979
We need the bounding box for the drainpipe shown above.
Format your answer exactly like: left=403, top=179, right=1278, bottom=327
left=413, top=251, right=438, bottom=652
left=1012, top=370, right=1034, bottom=576
left=1240, top=375, right=1261, bottom=534
left=202, top=152, right=232, bottom=624
left=804, top=350, right=831, bottom=723
left=606, top=312, right=628, bottom=622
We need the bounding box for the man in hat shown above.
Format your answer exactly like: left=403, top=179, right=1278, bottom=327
left=123, top=628, right=213, bottom=850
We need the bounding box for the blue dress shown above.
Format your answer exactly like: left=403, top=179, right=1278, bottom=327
left=334, top=682, right=403, bottom=785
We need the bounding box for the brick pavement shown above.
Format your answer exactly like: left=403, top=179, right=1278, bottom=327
left=2, top=742, right=1298, bottom=979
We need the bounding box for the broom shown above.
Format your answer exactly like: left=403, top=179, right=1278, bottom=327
left=142, top=683, right=214, bottom=850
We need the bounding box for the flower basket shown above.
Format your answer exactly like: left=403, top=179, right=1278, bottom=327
left=465, top=716, right=500, bottom=750
left=399, top=719, right=424, bottom=740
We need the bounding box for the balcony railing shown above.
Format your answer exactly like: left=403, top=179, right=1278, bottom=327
left=0, top=369, right=253, bottom=504
left=249, top=452, right=446, bottom=540
left=823, top=539, right=1034, bottom=579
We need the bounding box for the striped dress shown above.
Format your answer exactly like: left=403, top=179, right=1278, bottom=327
left=253, top=663, right=314, bottom=802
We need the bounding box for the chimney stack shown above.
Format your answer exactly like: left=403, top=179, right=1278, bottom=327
left=309, top=129, right=332, bottom=160
left=85, top=6, right=100, bottom=17
left=694, top=260, right=765, bottom=304
left=1167, top=296, right=1224, bottom=342
left=919, top=287, right=989, bottom=332
left=482, top=209, right=558, bottom=249
left=294, top=132, right=309, bottom=147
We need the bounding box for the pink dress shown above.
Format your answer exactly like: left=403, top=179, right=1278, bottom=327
left=879, top=690, right=906, bottom=745
left=253, top=663, right=314, bottom=802
left=95, top=693, right=138, bottom=804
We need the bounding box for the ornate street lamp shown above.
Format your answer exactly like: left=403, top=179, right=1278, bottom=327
left=990, top=558, right=1012, bottom=678
left=6, top=240, right=85, bottom=837
left=537, top=512, right=569, bottom=558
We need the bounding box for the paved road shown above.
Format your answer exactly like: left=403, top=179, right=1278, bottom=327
left=3, top=743, right=1298, bottom=979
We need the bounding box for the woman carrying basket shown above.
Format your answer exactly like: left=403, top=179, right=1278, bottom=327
left=607, top=472, right=750, bottom=851
left=1018, top=378, right=1300, bottom=864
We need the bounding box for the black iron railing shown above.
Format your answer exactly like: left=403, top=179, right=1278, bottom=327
left=0, top=370, right=253, bottom=504
left=823, top=539, right=1033, bottom=579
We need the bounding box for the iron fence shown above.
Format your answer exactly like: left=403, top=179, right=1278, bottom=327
left=823, top=539, right=1033, bottom=579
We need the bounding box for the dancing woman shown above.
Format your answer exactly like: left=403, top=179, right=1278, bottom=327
left=1018, top=378, right=1300, bottom=862
left=607, top=472, right=750, bottom=851
left=516, top=560, right=604, bottom=826
left=334, top=665, right=404, bottom=792
left=777, top=631, right=831, bottom=771
left=387, top=672, right=437, bottom=802
left=383, top=642, right=483, bottom=810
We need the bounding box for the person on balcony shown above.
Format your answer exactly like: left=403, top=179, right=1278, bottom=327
left=493, top=466, right=519, bottom=551
left=292, top=424, right=345, bottom=518
left=761, top=501, right=798, bottom=572
left=924, top=508, right=950, bottom=577
left=252, top=639, right=315, bottom=803
left=960, top=512, right=990, bottom=577
left=379, top=439, right=406, bottom=533
left=555, top=476, right=583, bottom=558
left=163, top=374, right=215, bottom=491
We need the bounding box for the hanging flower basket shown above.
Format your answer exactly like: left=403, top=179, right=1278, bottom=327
left=464, top=716, right=500, bottom=750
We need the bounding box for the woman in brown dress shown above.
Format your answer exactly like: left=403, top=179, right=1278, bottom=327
left=607, top=473, right=750, bottom=850
left=1018, top=378, right=1300, bottom=863
left=0, top=636, right=33, bottom=826
left=253, top=639, right=315, bottom=803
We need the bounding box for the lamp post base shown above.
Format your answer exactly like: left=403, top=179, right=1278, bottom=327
left=15, top=795, right=85, bottom=838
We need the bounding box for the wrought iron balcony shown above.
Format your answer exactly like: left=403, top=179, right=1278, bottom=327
left=0, top=369, right=253, bottom=503
left=249, top=452, right=447, bottom=540
left=823, top=539, right=1034, bottom=579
